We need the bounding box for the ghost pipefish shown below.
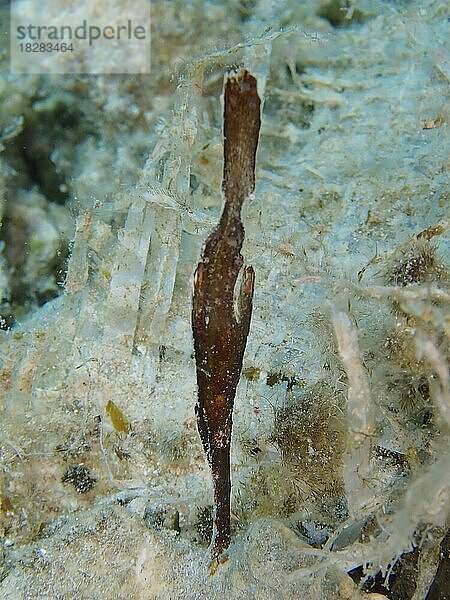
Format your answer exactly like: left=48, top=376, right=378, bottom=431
left=192, top=69, right=261, bottom=566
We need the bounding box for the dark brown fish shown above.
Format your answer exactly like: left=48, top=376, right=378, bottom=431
left=192, top=69, right=261, bottom=563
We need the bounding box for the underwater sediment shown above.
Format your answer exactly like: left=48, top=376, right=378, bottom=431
left=1, top=0, right=449, bottom=598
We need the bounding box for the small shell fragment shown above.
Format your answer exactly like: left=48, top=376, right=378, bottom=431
left=106, top=400, right=130, bottom=434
